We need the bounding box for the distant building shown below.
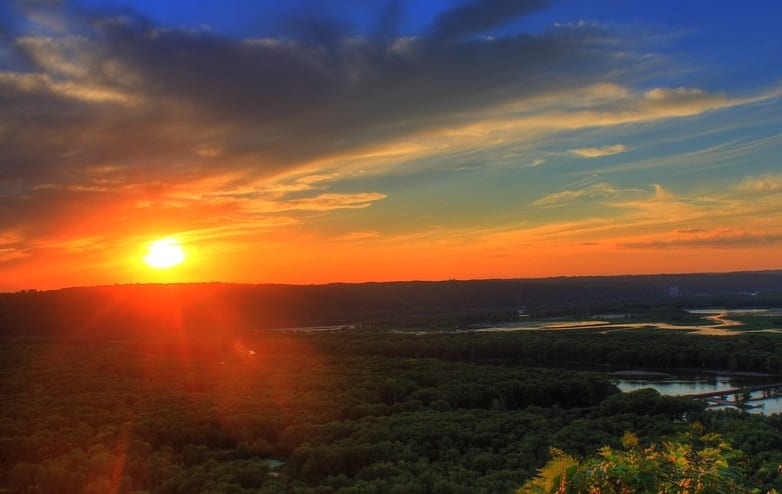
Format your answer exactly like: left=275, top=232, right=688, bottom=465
left=668, top=286, right=681, bottom=297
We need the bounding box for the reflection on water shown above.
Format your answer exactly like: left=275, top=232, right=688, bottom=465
left=615, top=374, right=782, bottom=415
left=710, top=394, right=782, bottom=415
left=616, top=376, right=737, bottom=395
left=688, top=308, right=782, bottom=316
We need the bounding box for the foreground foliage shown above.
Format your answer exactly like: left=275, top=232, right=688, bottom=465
left=521, top=429, right=758, bottom=494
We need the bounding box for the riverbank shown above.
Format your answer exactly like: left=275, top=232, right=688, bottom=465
left=444, top=309, right=782, bottom=336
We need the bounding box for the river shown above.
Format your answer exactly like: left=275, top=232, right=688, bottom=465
left=614, top=373, right=782, bottom=414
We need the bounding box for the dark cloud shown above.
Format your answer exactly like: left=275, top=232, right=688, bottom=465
left=372, top=0, right=404, bottom=39
left=283, top=12, right=353, bottom=50
left=430, top=0, right=551, bottom=42
left=0, top=0, right=636, bottom=238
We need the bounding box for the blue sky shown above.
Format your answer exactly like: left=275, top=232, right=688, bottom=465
left=0, top=0, right=781, bottom=289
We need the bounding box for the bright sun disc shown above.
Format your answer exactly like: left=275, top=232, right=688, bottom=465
left=144, top=238, right=186, bottom=269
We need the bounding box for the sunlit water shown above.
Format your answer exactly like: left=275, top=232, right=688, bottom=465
left=688, top=308, right=782, bottom=316
left=615, top=375, right=782, bottom=414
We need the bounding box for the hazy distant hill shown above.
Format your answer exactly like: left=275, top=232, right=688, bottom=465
left=1, top=271, right=782, bottom=337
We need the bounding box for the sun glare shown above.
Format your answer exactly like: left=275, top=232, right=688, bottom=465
left=144, top=238, right=186, bottom=269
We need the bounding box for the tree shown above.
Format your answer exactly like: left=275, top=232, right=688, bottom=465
left=519, top=429, right=756, bottom=494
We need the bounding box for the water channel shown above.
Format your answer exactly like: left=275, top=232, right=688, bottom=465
left=614, top=373, right=782, bottom=414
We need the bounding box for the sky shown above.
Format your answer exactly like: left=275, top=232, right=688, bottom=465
left=1, top=0, right=781, bottom=290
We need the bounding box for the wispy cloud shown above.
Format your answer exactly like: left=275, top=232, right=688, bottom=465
left=736, top=174, right=782, bottom=195
left=335, top=231, right=381, bottom=242
left=569, top=144, right=626, bottom=158
left=531, top=182, right=635, bottom=207
left=489, top=176, right=782, bottom=253
left=619, top=228, right=782, bottom=249
left=271, top=192, right=388, bottom=212
left=587, top=132, right=782, bottom=177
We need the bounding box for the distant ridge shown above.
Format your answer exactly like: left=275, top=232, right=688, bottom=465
left=2, top=270, right=781, bottom=337
left=16, top=268, right=782, bottom=293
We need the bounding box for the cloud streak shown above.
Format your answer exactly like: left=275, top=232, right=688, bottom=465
left=430, top=0, right=551, bottom=41
left=569, top=144, right=626, bottom=158
left=736, top=174, right=782, bottom=195
left=619, top=229, right=782, bottom=250
left=531, top=182, right=631, bottom=207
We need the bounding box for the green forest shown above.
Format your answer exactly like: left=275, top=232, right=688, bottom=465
left=3, top=324, right=782, bottom=493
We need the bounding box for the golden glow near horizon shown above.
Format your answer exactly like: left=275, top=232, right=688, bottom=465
left=144, top=238, right=186, bottom=269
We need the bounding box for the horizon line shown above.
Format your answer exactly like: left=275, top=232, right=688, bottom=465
left=6, top=267, right=782, bottom=295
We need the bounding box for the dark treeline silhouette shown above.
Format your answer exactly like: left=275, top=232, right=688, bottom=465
left=2, top=271, right=782, bottom=338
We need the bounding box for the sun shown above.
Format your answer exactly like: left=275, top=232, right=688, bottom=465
left=144, top=238, right=186, bottom=269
